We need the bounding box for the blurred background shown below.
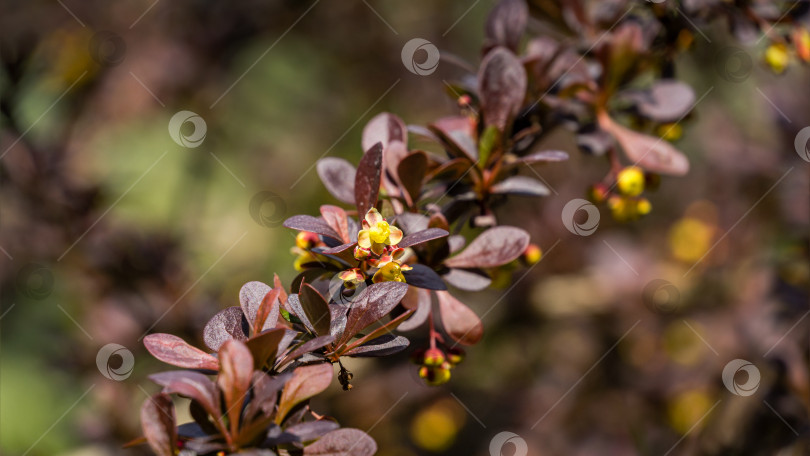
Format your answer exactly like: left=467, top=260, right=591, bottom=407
left=1, top=0, right=809, bottom=455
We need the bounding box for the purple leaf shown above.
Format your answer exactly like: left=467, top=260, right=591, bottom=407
left=443, top=268, right=492, bottom=291
left=254, top=288, right=282, bottom=333
left=402, top=264, right=447, bottom=290
left=517, top=150, right=569, bottom=163
left=300, top=284, right=332, bottom=337
left=599, top=113, right=689, bottom=176
left=140, top=393, right=177, bottom=456
left=283, top=215, right=342, bottom=241
left=277, top=363, right=334, bottom=423
left=203, top=307, right=250, bottom=352
left=342, top=282, right=409, bottom=343
left=149, top=371, right=219, bottom=418
left=245, top=328, right=287, bottom=370
left=484, top=0, right=528, bottom=53
left=436, top=291, right=483, bottom=346
left=398, top=228, right=449, bottom=248
left=443, top=226, right=530, bottom=268
left=144, top=333, right=220, bottom=371
left=278, top=335, right=335, bottom=367
left=319, top=243, right=356, bottom=255
left=303, top=428, right=377, bottom=456
left=490, top=175, right=550, bottom=196
left=286, top=420, right=340, bottom=443
left=361, top=112, right=407, bottom=152
left=287, top=293, right=316, bottom=335
left=478, top=47, right=527, bottom=131
left=320, top=205, right=351, bottom=243
left=354, top=142, right=384, bottom=216
left=398, top=287, right=431, bottom=331
left=397, top=151, right=428, bottom=205
left=239, top=281, right=272, bottom=333
left=429, top=117, right=478, bottom=162
left=218, top=340, right=254, bottom=435
left=317, top=158, right=356, bottom=205
left=246, top=371, right=292, bottom=420
left=627, top=80, right=696, bottom=122
left=344, top=334, right=410, bottom=357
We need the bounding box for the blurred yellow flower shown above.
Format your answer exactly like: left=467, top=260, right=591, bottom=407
left=668, top=217, right=714, bottom=263
left=410, top=399, right=466, bottom=452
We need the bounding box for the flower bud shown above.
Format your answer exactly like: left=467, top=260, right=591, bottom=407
left=617, top=166, right=645, bottom=197
left=446, top=347, right=465, bottom=365
left=296, top=231, right=320, bottom=249
left=522, top=244, right=542, bottom=266
left=765, top=42, right=790, bottom=74
left=588, top=183, right=609, bottom=203
left=423, top=348, right=445, bottom=366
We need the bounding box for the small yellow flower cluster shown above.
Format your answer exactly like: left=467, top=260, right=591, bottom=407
left=413, top=347, right=464, bottom=386
left=352, top=208, right=412, bottom=284
left=291, top=231, right=324, bottom=271
left=609, top=166, right=652, bottom=221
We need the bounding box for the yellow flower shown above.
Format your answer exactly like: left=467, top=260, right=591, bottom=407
left=357, top=208, right=403, bottom=255
left=616, top=166, right=645, bottom=197
left=338, top=268, right=365, bottom=289
left=372, top=262, right=409, bottom=283
left=765, top=42, right=790, bottom=74
left=293, top=251, right=321, bottom=271
left=295, top=231, right=320, bottom=249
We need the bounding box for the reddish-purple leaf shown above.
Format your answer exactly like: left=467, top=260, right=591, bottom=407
left=517, top=150, right=569, bottom=164
left=304, top=428, right=377, bottom=456
left=402, top=264, right=447, bottom=290
left=598, top=113, right=689, bottom=176
left=144, top=333, right=220, bottom=371
left=436, top=291, right=483, bottom=346
left=246, top=328, right=287, bottom=369
left=443, top=268, right=492, bottom=291
left=342, top=282, right=409, bottom=343
left=317, top=158, right=356, bottom=205
left=254, top=288, right=282, bottom=333
left=429, top=117, right=478, bottom=161
left=479, top=47, right=527, bottom=131
left=240, top=281, right=273, bottom=333
left=320, top=205, right=351, bottom=243
left=246, top=371, right=292, bottom=420
left=299, top=283, right=332, bottom=337
left=398, top=228, right=449, bottom=248
left=627, top=80, right=696, bottom=122
left=140, top=393, right=177, bottom=456
left=203, top=307, right=250, bottom=352
left=283, top=215, right=342, bottom=241
left=319, top=243, right=356, bottom=255
left=443, top=226, right=530, bottom=268
left=277, top=363, right=334, bottom=423
left=287, top=294, right=316, bottom=335
left=491, top=175, right=550, bottom=196
left=354, top=142, right=384, bottom=216
left=278, top=335, right=335, bottom=367
left=484, top=0, right=528, bottom=53
left=340, top=308, right=413, bottom=355
left=286, top=420, right=340, bottom=443
left=425, top=157, right=475, bottom=182
left=149, top=371, right=220, bottom=418
left=344, top=334, right=410, bottom=357
left=218, top=340, right=254, bottom=435
left=398, top=287, right=431, bottom=331
left=361, top=112, right=407, bottom=152
left=397, top=151, right=428, bottom=205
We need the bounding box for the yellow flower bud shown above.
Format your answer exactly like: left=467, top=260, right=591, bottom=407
left=765, top=42, right=790, bottom=74
left=617, top=166, right=645, bottom=197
